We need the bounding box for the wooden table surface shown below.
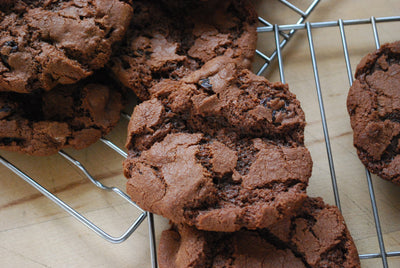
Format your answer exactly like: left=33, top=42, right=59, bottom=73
left=1, top=1, right=400, bottom=267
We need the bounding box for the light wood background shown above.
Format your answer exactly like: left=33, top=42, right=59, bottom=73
left=1, top=1, right=400, bottom=267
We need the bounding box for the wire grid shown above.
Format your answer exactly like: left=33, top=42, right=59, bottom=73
left=7, top=1, right=399, bottom=267
left=256, top=0, right=320, bottom=75
left=257, top=16, right=400, bottom=267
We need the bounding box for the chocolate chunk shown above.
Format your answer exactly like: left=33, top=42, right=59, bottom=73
left=4, top=40, right=18, bottom=52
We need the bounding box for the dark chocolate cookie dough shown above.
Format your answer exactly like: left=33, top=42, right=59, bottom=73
left=0, top=0, right=132, bottom=93
left=347, top=41, right=400, bottom=184
left=110, top=0, right=257, bottom=100
left=124, top=57, right=312, bottom=232
left=0, top=73, right=124, bottom=156
left=158, top=197, right=360, bottom=268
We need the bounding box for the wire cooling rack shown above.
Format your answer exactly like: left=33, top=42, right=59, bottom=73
left=256, top=15, right=400, bottom=268
left=2, top=0, right=399, bottom=267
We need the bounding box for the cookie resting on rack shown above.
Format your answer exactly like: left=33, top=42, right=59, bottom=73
left=0, top=0, right=132, bottom=93
left=0, top=73, right=124, bottom=156
left=124, top=56, right=312, bottom=232
left=158, top=197, right=360, bottom=268
left=347, top=41, right=400, bottom=184
left=109, top=0, right=257, bottom=100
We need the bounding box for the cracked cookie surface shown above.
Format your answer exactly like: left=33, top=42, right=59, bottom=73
left=110, top=0, right=257, bottom=100
left=347, top=41, right=400, bottom=184
left=158, top=197, right=360, bottom=268
left=0, top=0, right=132, bottom=93
left=124, top=57, right=312, bottom=232
left=0, top=72, right=124, bottom=155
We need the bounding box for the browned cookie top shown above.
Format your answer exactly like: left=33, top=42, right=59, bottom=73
left=0, top=73, right=124, bottom=156
left=124, top=57, right=311, bottom=232
left=110, top=0, right=257, bottom=100
left=158, top=197, right=360, bottom=268
left=347, top=41, right=400, bottom=184
left=0, top=0, right=132, bottom=93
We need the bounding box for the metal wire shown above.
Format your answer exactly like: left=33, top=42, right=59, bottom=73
left=274, top=24, right=286, bottom=83
left=147, top=212, right=158, bottom=268
left=256, top=0, right=321, bottom=75
left=0, top=153, right=146, bottom=244
left=305, top=22, right=342, bottom=211
left=100, top=138, right=127, bottom=158
left=279, top=0, right=307, bottom=16
left=340, top=16, right=389, bottom=267
left=100, top=135, right=158, bottom=264
left=0, top=136, right=158, bottom=266
left=337, top=17, right=388, bottom=266
left=261, top=14, right=400, bottom=266
left=257, top=16, right=400, bottom=32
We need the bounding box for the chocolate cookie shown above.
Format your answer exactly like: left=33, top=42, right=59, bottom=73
left=140, top=56, right=306, bottom=142
left=0, top=0, right=132, bottom=93
left=0, top=73, right=124, bottom=156
left=110, top=0, right=257, bottom=100
left=347, top=41, right=400, bottom=184
left=124, top=57, right=312, bottom=232
left=158, top=197, right=360, bottom=268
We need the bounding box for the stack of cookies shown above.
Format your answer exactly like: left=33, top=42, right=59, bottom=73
left=0, top=0, right=361, bottom=266
left=0, top=0, right=132, bottom=155
left=120, top=0, right=361, bottom=267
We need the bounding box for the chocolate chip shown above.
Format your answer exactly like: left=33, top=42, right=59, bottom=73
left=4, top=40, right=18, bottom=52
left=0, top=105, right=11, bottom=113
left=5, top=40, right=16, bottom=46
left=199, top=78, right=213, bottom=91
left=261, top=97, right=272, bottom=107
left=260, top=98, right=267, bottom=106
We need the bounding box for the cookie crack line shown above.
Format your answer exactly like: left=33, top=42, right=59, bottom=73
left=259, top=229, right=312, bottom=268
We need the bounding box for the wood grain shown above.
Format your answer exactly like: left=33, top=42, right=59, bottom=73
left=1, top=0, right=400, bottom=267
